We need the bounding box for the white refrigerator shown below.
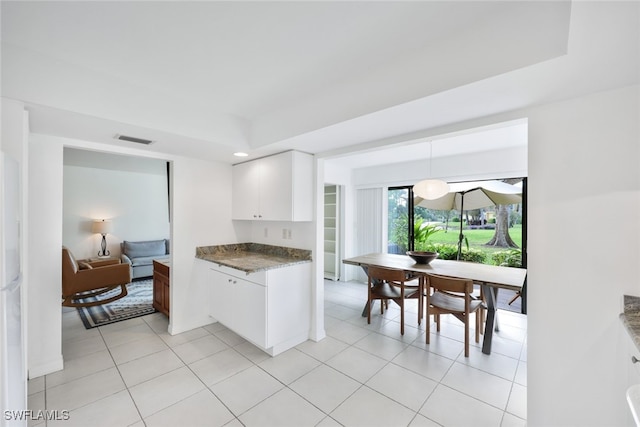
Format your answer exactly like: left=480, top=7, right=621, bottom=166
left=0, top=152, right=26, bottom=427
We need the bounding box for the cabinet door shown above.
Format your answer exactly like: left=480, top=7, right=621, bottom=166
left=259, top=152, right=293, bottom=221
left=233, top=278, right=267, bottom=348
left=232, top=151, right=313, bottom=221
left=153, top=273, right=164, bottom=312
left=232, top=160, right=261, bottom=220
left=163, top=279, right=170, bottom=316
left=209, top=269, right=235, bottom=326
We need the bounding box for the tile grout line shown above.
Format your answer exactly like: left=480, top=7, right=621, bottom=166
left=48, top=283, right=526, bottom=426
left=158, top=320, right=252, bottom=425
left=324, top=288, right=527, bottom=424
left=98, top=318, right=151, bottom=426
left=135, top=315, right=225, bottom=423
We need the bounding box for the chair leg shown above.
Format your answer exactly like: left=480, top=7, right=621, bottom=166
left=464, top=314, right=470, bottom=357
left=400, top=298, right=404, bottom=335
left=425, top=312, right=431, bottom=344
left=508, top=291, right=521, bottom=305
left=417, top=281, right=423, bottom=325
left=478, top=285, right=486, bottom=333
left=368, top=289, right=372, bottom=325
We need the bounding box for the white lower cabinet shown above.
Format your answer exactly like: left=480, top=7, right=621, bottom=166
left=208, top=262, right=311, bottom=356
left=622, top=323, right=640, bottom=426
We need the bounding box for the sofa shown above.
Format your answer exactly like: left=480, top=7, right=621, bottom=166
left=120, top=239, right=170, bottom=279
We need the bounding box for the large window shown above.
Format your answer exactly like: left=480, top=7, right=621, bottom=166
left=388, top=178, right=527, bottom=268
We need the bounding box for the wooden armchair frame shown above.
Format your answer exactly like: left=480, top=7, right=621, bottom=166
left=62, top=246, right=132, bottom=307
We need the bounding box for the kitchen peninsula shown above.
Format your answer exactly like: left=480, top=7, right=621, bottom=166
left=196, top=243, right=312, bottom=356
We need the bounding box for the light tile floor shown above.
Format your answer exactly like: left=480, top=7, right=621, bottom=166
left=28, top=280, right=527, bottom=427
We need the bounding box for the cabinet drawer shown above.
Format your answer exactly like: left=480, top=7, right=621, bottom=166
left=208, top=264, right=266, bottom=285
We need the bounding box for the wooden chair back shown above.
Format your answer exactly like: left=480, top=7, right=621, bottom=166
left=366, top=266, right=422, bottom=335
left=425, top=273, right=482, bottom=357
left=367, top=265, right=407, bottom=284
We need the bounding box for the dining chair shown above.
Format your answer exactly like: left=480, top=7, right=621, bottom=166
left=425, top=273, right=484, bottom=357
left=366, top=266, right=422, bottom=335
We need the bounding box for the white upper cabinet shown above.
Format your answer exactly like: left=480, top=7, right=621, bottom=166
left=232, top=159, right=261, bottom=220
left=232, top=151, right=313, bottom=221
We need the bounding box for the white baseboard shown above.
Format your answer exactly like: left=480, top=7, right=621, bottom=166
left=167, top=315, right=215, bottom=336
left=309, top=327, right=326, bottom=342
left=28, top=355, right=64, bottom=379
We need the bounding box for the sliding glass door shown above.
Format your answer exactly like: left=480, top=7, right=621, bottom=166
left=387, top=179, right=527, bottom=268
left=388, top=187, right=413, bottom=254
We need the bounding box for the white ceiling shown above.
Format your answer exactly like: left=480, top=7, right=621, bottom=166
left=1, top=1, right=638, bottom=166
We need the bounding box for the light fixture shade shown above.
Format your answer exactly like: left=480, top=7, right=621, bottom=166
left=91, top=220, right=113, bottom=235
left=413, top=179, right=450, bottom=200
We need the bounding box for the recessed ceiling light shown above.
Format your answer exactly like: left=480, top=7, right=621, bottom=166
left=233, top=152, right=249, bottom=157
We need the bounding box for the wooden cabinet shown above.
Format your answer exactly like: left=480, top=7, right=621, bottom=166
left=153, top=260, right=170, bottom=317
left=207, top=262, right=311, bottom=355
left=232, top=150, right=313, bottom=221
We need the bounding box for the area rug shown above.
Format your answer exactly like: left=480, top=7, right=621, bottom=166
left=76, top=279, right=156, bottom=329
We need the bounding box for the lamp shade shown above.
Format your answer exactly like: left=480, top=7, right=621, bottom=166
left=413, top=179, right=450, bottom=200
left=91, top=220, right=113, bottom=235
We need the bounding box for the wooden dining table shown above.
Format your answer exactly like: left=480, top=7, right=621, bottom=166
left=342, top=253, right=527, bottom=355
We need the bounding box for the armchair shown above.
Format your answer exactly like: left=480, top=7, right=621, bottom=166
left=61, top=246, right=132, bottom=307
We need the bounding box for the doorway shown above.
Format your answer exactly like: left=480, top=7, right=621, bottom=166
left=324, top=184, right=341, bottom=280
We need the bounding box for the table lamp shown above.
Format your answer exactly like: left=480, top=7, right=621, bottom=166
left=92, top=219, right=113, bottom=257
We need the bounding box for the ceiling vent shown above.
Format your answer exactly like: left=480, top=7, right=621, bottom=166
left=114, top=134, right=154, bottom=145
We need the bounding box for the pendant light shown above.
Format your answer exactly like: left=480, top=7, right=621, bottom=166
left=413, top=141, right=449, bottom=200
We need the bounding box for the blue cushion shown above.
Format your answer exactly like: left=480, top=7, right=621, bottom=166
left=130, top=255, right=168, bottom=267
left=123, top=240, right=166, bottom=259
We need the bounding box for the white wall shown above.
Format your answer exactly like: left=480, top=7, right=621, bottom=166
left=249, top=221, right=314, bottom=250
left=28, top=135, right=64, bottom=377
left=168, top=155, right=247, bottom=334
left=352, top=145, right=527, bottom=188
left=527, top=85, right=640, bottom=426
left=62, top=163, right=170, bottom=259
left=26, top=133, right=248, bottom=375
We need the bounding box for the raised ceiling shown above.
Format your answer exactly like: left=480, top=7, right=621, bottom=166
left=1, top=1, right=638, bottom=164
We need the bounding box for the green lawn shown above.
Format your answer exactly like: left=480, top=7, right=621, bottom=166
left=428, top=224, right=522, bottom=256
left=428, top=223, right=522, bottom=264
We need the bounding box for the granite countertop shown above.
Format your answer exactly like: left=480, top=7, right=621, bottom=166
left=195, top=243, right=312, bottom=274
left=621, top=295, right=640, bottom=350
